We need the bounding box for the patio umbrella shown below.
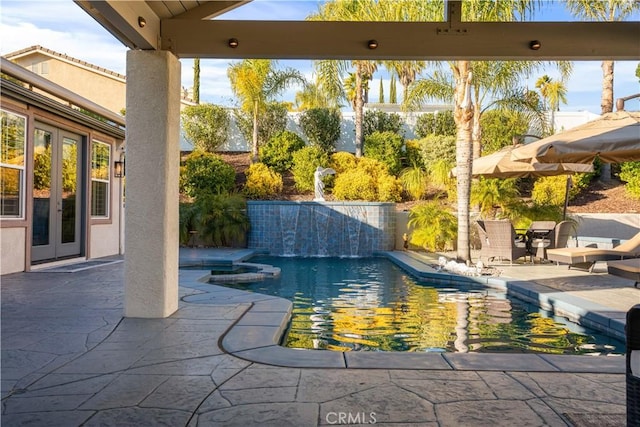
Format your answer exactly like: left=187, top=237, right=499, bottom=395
left=452, top=145, right=594, bottom=218
left=452, top=145, right=594, bottom=179
left=509, top=110, right=640, bottom=164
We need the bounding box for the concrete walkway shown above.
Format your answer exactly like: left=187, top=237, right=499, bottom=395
left=1, top=250, right=638, bottom=426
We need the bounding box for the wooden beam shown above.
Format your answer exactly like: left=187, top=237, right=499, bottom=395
left=161, top=20, right=640, bottom=60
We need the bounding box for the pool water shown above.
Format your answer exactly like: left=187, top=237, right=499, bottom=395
left=217, top=256, right=625, bottom=355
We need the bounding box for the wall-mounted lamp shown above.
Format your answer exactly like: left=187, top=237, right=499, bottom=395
left=114, top=160, right=125, bottom=178
left=228, top=38, right=239, bottom=48
left=367, top=40, right=378, bottom=49
left=138, top=16, right=146, bottom=28
left=529, top=40, right=541, bottom=50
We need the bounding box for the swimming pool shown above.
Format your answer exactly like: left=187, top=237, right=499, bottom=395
left=214, top=256, right=625, bottom=355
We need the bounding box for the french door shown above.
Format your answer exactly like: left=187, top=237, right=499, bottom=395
left=31, top=123, right=83, bottom=263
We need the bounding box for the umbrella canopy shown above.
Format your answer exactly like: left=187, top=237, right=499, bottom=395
left=451, top=145, right=594, bottom=179
left=509, top=110, right=640, bottom=164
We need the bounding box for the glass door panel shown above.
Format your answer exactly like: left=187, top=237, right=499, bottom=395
left=32, top=128, right=54, bottom=260
left=31, top=125, right=82, bottom=263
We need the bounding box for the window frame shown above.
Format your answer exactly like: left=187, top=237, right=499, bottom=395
left=90, top=139, right=111, bottom=219
left=1, top=109, right=27, bottom=220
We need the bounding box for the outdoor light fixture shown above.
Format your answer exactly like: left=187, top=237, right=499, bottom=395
left=138, top=16, right=146, bottom=28
left=367, top=40, right=378, bottom=49
left=529, top=40, right=541, bottom=50
left=228, top=38, right=239, bottom=48
left=114, top=160, right=125, bottom=178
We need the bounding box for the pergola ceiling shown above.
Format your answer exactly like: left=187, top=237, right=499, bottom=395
left=74, top=0, right=640, bottom=60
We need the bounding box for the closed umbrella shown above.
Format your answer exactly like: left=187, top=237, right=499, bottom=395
left=510, top=110, right=640, bottom=164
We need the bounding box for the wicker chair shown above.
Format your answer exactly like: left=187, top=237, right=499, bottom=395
left=477, top=220, right=529, bottom=265
left=553, top=220, right=575, bottom=250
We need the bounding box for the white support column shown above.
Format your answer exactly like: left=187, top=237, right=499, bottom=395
left=124, top=50, right=181, bottom=318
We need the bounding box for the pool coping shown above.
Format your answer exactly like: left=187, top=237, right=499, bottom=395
left=178, top=250, right=626, bottom=373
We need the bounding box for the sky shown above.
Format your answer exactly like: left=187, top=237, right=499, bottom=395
left=1, top=0, right=639, bottom=114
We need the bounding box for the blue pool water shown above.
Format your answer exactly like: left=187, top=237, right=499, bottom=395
left=214, top=256, right=625, bottom=355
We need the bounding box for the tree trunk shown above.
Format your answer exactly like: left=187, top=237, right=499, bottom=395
left=601, top=60, right=615, bottom=114
left=193, top=58, right=200, bottom=104
left=471, top=89, right=481, bottom=159
left=251, top=100, right=259, bottom=162
left=453, top=61, right=474, bottom=263
left=354, top=65, right=364, bottom=157
left=600, top=60, right=614, bottom=181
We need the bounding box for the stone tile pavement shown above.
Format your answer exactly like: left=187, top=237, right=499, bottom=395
left=1, top=250, right=637, bottom=426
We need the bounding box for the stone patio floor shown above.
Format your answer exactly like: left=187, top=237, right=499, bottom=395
left=2, top=249, right=638, bottom=426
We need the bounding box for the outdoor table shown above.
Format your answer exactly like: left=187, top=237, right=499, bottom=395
left=526, top=228, right=555, bottom=261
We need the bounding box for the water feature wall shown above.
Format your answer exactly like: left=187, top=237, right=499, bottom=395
left=247, top=201, right=396, bottom=257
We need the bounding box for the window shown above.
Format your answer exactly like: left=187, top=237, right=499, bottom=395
left=91, top=141, right=110, bottom=217
left=1, top=110, right=26, bottom=218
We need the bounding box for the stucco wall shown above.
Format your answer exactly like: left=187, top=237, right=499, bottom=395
left=1, top=227, right=26, bottom=274
left=89, top=224, right=121, bottom=259
left=13, top=54, right=126, bottom=115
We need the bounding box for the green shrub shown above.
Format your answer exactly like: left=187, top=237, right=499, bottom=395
left=291, top=146, right=330, bottom=192
left=400, top=166, right=429, bottom=201
left=363, top=109, right=404, bottom=138
left=180, top=152, right=236, bottom=200
left=471, top=177, right=520, bottom=218
left=332, top=157, right=401, bottom=202
left=259, top=130, right=305, bottom=173
left=531, top=174, right=590, bottom=206
left=363, top=131, right=404, bottom=176
left=416, top=135, right=456, bottom=169
left=377, top=174, right=403, bottom=202
left=179, top=202, right=200, bottom=246
left=234, top=101, right=288, bottom=147
left=330, top=151, right=358, bottom=173
left=244, top=163, right=283, bottom=199
left=414, top=111, right=456, bottom=138
left=196, top=193, right=250, bottom=247
left=404, top=139, right=424, bottom=169
left=298, top=108, right=341, bottom=153
left=479, top=109, right=529, bottom=155
left=332, top=169, right=377, bottom=201
left=408, top=201, right=458, bottom=251
left=181, top=103, right=230, bottom=152
left=619, top=161, right=640, bottom=200
left=355, top=156, right=390, bottom=179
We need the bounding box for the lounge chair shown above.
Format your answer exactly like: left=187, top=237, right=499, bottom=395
left=477, top=220, right=529, bottom=265
left=607, top=258, right=640, bottom=288
left=546, top=231, right=640, bottom=272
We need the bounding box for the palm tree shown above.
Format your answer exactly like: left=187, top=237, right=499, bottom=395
left=535, top=74, right=568, bottom=133
left=566, top=0, right=640, bottom=114
left=404, top=0, right=550, bottom=262
left=294, top=79, right=340, bottom=110
left=228, top=59, right=306, bottom=161
left=393, top=61, right=426, bottom=103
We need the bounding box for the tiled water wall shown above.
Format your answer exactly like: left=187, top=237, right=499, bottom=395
left=247, top=201, right=396, bottom=257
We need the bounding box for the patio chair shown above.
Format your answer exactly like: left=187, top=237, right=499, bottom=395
left=477, top=220, right=529, bottom=265
left=526, top=221, right=557, bottom=260
left=546, top=231, right=640, bottom=272
left=553, top=220, right=575, bottom=250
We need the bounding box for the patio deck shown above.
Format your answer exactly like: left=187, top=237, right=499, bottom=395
left=2, top=249, right=638, bottom=426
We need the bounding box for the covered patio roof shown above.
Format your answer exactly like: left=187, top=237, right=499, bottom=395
left=74, top=0, right=639, bottom=60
